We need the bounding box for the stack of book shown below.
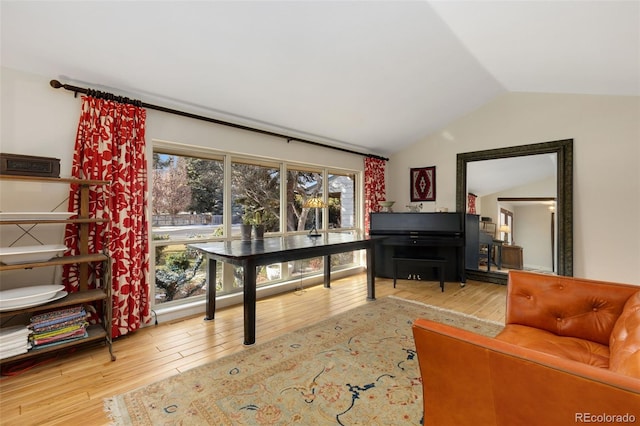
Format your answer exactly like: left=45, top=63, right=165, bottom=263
left=30, top=305, right=88, bottom=349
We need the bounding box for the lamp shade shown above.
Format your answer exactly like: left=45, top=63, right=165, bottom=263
left=304, top=197, right=326, bottom=208
left=499, top=225, right=511, bottom=233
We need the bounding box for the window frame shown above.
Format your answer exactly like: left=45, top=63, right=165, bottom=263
left=150, top=140, right=363, bottom=310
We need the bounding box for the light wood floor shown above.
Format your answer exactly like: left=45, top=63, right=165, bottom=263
left=0, top=274, right=507, bottom=425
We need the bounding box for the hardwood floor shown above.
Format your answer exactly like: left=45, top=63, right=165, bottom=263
left=0, top=274, right=506, bottom=425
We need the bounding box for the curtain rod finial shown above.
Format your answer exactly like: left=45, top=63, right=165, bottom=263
left=50, top=80, right=63, bottom=89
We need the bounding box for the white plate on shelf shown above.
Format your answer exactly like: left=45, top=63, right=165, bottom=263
left=0, top=290, right=68, bottom=312
left=0, top=212, right=75, bottom=221
left=0, top=244, right=68, bottom=265
left=0, top=285, right=65, bottom=308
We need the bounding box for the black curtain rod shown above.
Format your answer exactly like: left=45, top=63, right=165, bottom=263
left=49, top=79, right=389, bottom=162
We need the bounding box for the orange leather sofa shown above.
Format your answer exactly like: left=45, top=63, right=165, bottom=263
left=412, top=270, right=640, bottom=426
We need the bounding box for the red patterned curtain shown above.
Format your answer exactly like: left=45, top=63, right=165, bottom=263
left=63, top=95, right=150, bottom=338
left=467, top=193, right=477, bottom=214
left=364, top=157, right=386, bottom=235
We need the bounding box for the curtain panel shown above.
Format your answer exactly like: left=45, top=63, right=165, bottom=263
left=467, top=193, right=477, bottom=214
left=63, top=96, right=150, bottom=338
left=363, top=157, right=386, bottom=235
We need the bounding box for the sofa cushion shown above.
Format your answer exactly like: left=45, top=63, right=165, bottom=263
left=496, top=324, right=610, bottom=368
left=609, top=291, right=640, bottom=378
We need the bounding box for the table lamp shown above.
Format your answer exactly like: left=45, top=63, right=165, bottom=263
left=304, top=196, right=326, bottom=237
left=499, top=224, right=511, bottom=245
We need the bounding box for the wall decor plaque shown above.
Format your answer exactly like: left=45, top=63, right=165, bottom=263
left=410, top=166, right=436, bottom=202
left=0, top=153, right=60, bottom=177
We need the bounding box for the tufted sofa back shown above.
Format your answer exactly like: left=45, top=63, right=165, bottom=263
left=505, top=271, right=639, bottom=346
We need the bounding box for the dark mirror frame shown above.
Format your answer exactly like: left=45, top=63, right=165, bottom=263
left=456, top=139, right=573, bottom=284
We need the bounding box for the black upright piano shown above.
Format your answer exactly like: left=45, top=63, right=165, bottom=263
left=370, top=212, right=466, bottom=283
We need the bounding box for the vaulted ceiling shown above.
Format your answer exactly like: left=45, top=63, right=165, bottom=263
left=2, top=1, right=638, bottom=157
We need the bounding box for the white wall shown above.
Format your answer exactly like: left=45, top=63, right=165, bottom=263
left=388, top=92, right=640, bottom=285
left=514, top=204, right=554, bottom=271
left=1, top=67, right=364, bottom=173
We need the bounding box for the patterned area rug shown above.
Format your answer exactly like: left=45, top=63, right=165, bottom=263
left=105, top=296, right=503, bottom=425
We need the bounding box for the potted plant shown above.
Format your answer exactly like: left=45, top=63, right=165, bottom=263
left=241, top=211, right=253, bottom=241
left=252, top=211, right=265, bottom=240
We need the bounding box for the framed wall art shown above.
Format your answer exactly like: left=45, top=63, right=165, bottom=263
left=410, top=166, right=436, bottom=202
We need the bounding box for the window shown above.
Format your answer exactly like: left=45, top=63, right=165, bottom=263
left=500, top=208, right=514, bottom=244
left=328, top=172, right=356, bottom=230
left=152, top=153, right=224, bottom=242
left=232, top=160, right=280, bottom=236
left=286, top=168, right=323, bottom=232
left=152, top=151, right=223, bottom=305
left=151, top=143, right=362, bottom=310
left=328, top=172, right=357, bottom=268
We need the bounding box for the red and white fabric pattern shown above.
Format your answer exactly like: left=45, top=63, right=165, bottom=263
left=63, top=95, right=150, bottom=338
left=467, top=193, right=477, bottom=214
left=364, top=157, right=386, bottom=235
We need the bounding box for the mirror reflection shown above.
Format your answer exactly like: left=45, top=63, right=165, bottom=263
left=456, top=139, right=573, bottom=285
left=466, top=154, right=557, bottom=274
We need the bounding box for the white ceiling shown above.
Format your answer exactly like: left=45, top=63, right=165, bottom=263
left=467, top=153, right=557, bottom=197
left=1, top=1, right=639, bottom=158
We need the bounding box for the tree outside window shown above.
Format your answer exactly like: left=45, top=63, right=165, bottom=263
left=286, top=169, right=323, bottom=232
left=152, top=153, right=223, bottom=305
left=231, top=161, right=280, bottom=235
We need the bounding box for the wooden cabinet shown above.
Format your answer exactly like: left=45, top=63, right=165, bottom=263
left=501, top=245, right=523, bottom=270
left=0, top=175, right=114, bottom=364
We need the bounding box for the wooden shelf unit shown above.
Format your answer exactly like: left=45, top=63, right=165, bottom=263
left=0, top=175, right=115, bottom=365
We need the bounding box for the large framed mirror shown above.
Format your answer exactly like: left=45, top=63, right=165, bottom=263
left=456, top=139, right=573, bottom=284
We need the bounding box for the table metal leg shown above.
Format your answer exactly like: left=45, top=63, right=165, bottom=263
left=205, top=257, right=217, bottom=321
left=243, top=260, right=257, bottom=345
left=324, top=255, right=331, bottom=288
left=366, top=245, right=376, bottom=301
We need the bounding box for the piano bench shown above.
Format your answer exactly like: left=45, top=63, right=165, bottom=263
left=392, top=257, right=447, bottom=292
